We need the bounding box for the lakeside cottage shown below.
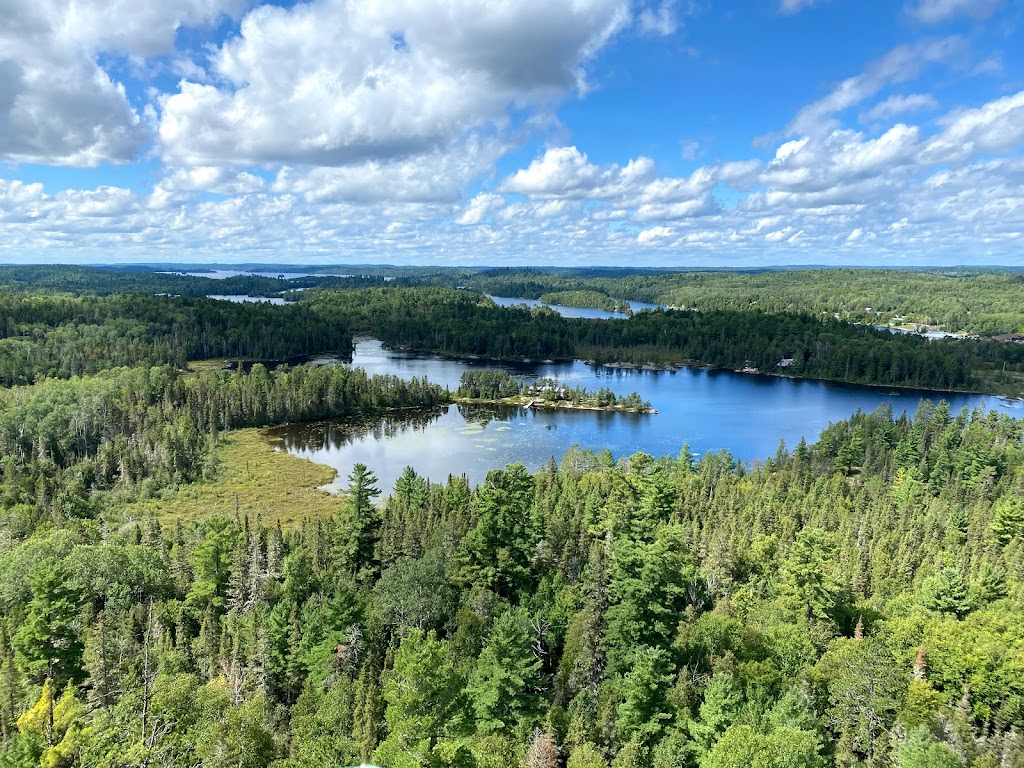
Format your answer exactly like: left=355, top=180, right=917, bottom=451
left=528, top=383, right=570, bottom=398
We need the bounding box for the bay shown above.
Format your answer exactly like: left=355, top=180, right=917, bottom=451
left=267, top=339, right=1021, bottom=493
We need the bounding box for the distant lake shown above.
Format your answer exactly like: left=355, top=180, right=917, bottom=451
left=162, top=270, right=352, bottom=279
left=267, top=340, right=1019, bottom=493
left=486, top=295, right=661, bottom=320
left=208, top=294, right=290, bottom=305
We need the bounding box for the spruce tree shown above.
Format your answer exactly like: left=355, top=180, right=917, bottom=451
left=468, top=607, right=544, bottom=736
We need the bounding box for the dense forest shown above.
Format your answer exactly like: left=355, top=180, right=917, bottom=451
left=441, top=268, right=1024, bottom=336
left=0, top=266, right=1022, bottom=768
left=7, top=277, right=1023, bottom=394
left=4, top=264, right=1024, bottom=335
left=0, top=266, right=381, bottom=299
left=536, top=292, right=622, bottom=314
left=0, top=360, right=447, bottom=525
left=1, top=377, right=1023, bottom=767
left=0, top=293, right=354, bottom=386
left=304, top=286, right=1024, bottom=393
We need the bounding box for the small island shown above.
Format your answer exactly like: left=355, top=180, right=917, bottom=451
left=454, top=370, right=656, bottom=413
left=538, top=289, right=633, bottom=315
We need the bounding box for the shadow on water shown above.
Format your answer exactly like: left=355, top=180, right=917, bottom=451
left=264, top=400, right=652, bottom=492
left=266, top=406, right=451, bottom=452
left=263, top=339, right=1018, bottom=493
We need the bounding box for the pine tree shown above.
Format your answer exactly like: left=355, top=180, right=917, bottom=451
left=12, top=567, right=84, bottom=688
left=990, top=495, right=1024, bottom=544
left=339, top=463, right=381, bottom=582
left=459, top=463, right=538, bottom=599
left=688, top=672, right=741, bottom=756
left=374, top=629, right=467, bottom=766
left=468, top=607, right=544, bottom=735
left=921, top=567, right=970, bottom=618
left=614, top=646, right=673, bottom=746
left=780, top=528, right=840, bottom=623
left=970, top=561, right=1008, bottom=604
left=353, top=661, right=383, bottom=763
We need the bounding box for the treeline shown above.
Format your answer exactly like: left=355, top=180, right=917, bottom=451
left=456, top=371, right=525, bottom=399
left=456, top=372, right=651, bottom=410
left=2, top=399, right=1024, bottom=767
left=302, top=287, right=1024, bottom=393
left=0, top=363, right=448, bottom=528
left=538, top=291, right=620, bottom=313
left=6, top=265, right=1024, bottom=335
left=432, top=268, right=1024, bottom=336
left=0, top=293, right=353, bottom=385
left=0, top=265, right=382, bottom=298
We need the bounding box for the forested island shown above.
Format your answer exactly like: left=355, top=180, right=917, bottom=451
left=455, top=372, right=654, bottom=413
left=536, top=291, right=627, bottom=314
left=0, top=265, right=1022, bottom=768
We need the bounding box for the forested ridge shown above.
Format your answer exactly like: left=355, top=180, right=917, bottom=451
left=11, top=283, right=1017, bottom=395
left=5, top=264, right=1024, bottom=335
left=0, top=265, right=381, bottom=298
left=439, top=268, right=1024, bottom=336
left=304, top=287, right=1024, bottom=393
left=0, top=293, right=353, bottom=386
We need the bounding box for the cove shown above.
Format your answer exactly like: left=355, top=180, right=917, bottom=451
left=267, top=339, right=1021, bottom=492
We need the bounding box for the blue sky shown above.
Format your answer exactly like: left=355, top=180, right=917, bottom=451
left=1, top=0, right=1022, bottom=266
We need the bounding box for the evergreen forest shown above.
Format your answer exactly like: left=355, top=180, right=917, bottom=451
left=0, top=266, right=1022, bottom=768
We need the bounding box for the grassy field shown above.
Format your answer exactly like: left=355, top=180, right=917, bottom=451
left=125, top=428, right=346, bottom=528
left=185, top=358, right=239, bottom=374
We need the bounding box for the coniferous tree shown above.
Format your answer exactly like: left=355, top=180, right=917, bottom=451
left=468, top=607, right=544, bottom=736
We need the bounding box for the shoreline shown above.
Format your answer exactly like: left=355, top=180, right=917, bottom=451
left=453, top=395, right=657, bottom=414
left=191, top=338, right=1016, bottom=400
left=387, top=343, right=1003, bottom=398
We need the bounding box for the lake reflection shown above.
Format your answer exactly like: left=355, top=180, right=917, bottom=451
left=266, top=340, right=1021, bottom=493
left=267, top=403, right=652, bottom=492
left=486, top=294, right=661, bottom=320
left=208, top=294, right=290, bottom=305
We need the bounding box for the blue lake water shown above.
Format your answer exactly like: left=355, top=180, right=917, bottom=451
left=486, top=295, right=661, bottom=319
left=268, top=340, right=1021, bottom=493
left=208, top=294, right=290, bottom=305
left=162, top=270, right=353, bottom=279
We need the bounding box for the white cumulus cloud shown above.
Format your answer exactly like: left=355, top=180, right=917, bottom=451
left=158, top=0, right=630, bottom=168
left=637, top=226, right=674, bottom=243
left=456, top=193, right=506, bottom=225
left=922, top=89, right=1024, bottom=163
left=0, top=0, right=247, bottom=166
